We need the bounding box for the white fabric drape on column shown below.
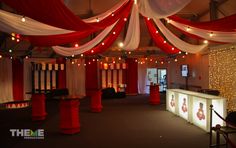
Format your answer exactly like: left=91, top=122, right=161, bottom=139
left=154, top=19, right=208, bottom=53
left=53, top=21, right=117, bottom=56
left=169, top=20, right=236, bottom=43
left=123, top=3, right=140, bottom=50
left=0, top=10, right=73, bottom=35
left=138, top=0, right=191, bottom=18
left=138, top=63, right=148, bottom=94
left=66, top=59, right=86, bottom=96
left=23, top=59, right=32, bottom=100
left=0, top=58, right=13, bottom=103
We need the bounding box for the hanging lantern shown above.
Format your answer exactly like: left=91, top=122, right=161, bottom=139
left=55, top=64, right=58, bottom=70
left=60, top=64, right=64, bottom=70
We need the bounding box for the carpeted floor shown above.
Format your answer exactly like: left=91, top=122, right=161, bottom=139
left=0, top=93, right=235, bottom=148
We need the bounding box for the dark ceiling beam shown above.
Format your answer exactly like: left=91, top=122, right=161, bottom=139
left=196, top=0, right=229, bottom=20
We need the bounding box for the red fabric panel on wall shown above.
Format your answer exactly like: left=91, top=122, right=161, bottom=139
left=12, top=59, right=24, bottom=101
left=126, top=58, right=138, bottom=95
left=85, top=59, right=98, bottom=91
left=56, top=58, right=66, bottom=89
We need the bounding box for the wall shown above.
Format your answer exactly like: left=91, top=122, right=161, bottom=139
left=209, top=44, right=236, bottom=111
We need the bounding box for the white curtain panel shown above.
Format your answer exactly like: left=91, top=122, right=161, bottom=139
left=123, top=3, right=140, bottom=50
left=0, top=58, right=13, bottom=103
left=66, top=59, right=86, bottom=96
left=0, top=10, right=73, bottom=35
left=23, top=59, right=32, bottom=100
left=138, top=63, right=148, bottom=94
left=169, top=20, right=236, bottom=43
left=53, top=21, right=117, bottom=56
left=83, top=0, right=129, bottom=23
left=138, top=0, right=191, bottom=18
left=154, top=19, right=208, bottom=53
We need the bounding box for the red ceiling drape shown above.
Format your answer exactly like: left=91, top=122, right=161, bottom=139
left=144, top=18, right=180, bottom=54
left=1, top=0, right=132, bottom=31
left=169, top=15, right=236, bottom=32
left=22, top=0, right=133, bottom=46
left=85, top=1, right=133, bottom=55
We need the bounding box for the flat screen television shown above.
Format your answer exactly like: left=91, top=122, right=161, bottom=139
left=181, top=65, right=189, bottom=77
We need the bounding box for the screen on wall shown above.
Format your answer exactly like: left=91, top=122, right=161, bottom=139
left=181, top=65, right=188, bottom=77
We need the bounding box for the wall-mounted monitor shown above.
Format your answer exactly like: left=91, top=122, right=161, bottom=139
left=181, top=65, right=189, bottom=77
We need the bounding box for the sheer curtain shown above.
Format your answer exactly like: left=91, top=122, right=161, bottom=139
left=0, top=58, right=13, bottom=103
left=66, top=59, right=86, bottom=96
left=138, top=63, right=148, bottom=94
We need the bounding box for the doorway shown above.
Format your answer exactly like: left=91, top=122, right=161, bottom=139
left=157, top=69, right=167, bottom=92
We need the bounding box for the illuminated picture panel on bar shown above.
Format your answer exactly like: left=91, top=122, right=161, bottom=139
left=178, top=93, right=189, bottom=120
left=192, top=97, right=207, bottom=131
left=167, top=91, right=176, bottom=113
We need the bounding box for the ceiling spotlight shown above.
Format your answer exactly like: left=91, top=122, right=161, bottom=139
left=179, top=51, right=182, bottom=54
left=11, top=37, right=15, bottom=41
left=16, top=39, right=20, bottom=42
left=71, top=61, right=75, bottom=64
left=25, top=56, right=29, bottom=59
left=174, top=58, right=178, bottom=62
left=167, top=19, right=171, bottom=23
left=163, top=40, right=166, bottom=43
left=185, top=52, right=188, bottom=55
left=111, top=13, right=114, bottom=17
left=119, top=57, right=121, bottom=60
left=147, top=17, right=150, bottom=20
left=11, top=33, right=15, bottom=37
left=10, top=56, right=13, bottom=60
left=78, top=63, right=81, bottom=67
left=91, top=50, right=94, bottom=53
left=128, top=51, right=131, bottom=54
left=161, top=61, right=164, bottom=64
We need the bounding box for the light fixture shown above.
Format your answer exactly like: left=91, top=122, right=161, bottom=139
left=179, top=51, right=182, bottom=54
left=11, top=33, right=15, bottom=37
left=102, top=42, right=105, bottom=46
left=78, top=63, right=80, bottom=67
left=167, top=19, right=171, bottom=23
left=203, top=40, right=208, bottom=44
left=88, top=62, right=91, bottom=65
left=128, top=51, right=131, bottom=54
left=21, top=16, right=26, bottom=22
left=74, top=43, right=79, bottom=47
left=163, top=40, right=167, bottom=43
left=71, top=61, right=75, bottom=64
left=91, top=50, right=94, bottom=53
left=10, top=56, right=13, bottom=60
left=113, top=31, right=116, bottom=35
left=25, top=56, right=29, bottom=59
left=92, top=59, right=95, bottom=62
left=111, top=13, right=114, bottom=17
left=96, top=18, right=100, bottom=22
left=147, top=17, right=150, bottom=20
left=16, top=39, right=20, bottom=42
left=0, top=55, right=2, bottom=59
left=161, top=61, right=164, bottom=64
left=118, top=57, right=121, bottom=60
left=172, top=47, right=174, bottom=51
left=72, top=54, right=75, bottom=57
left=155, top=30, right=159, bottom=34
left=174, top=58, right=178, bottom=62
left=9, top=49, right=12, bottom=53
left=124, top=18, right=127, bottom=21
left=11, top=37, right=15, bottom=41
left=186, top=27, right=191, bottom=31
left=209, top=32, right=213, bottom=37
left=118, top=42, right=124, bottom=47
left=80, top=54, right=84, bottom=57
left=185, top=52, right=188, bottom=55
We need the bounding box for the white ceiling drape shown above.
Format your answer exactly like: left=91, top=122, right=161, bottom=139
left=52, top=21, right=117, bottom=56
left=123, top=3, right=140, bottom=50
left=168, top=19, right=236, bottom=43
left=154, top=19, right=208, bottom=53
left=0, top=10, right=73, bottom=35
left=138, top=0, right=191, bottom=19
